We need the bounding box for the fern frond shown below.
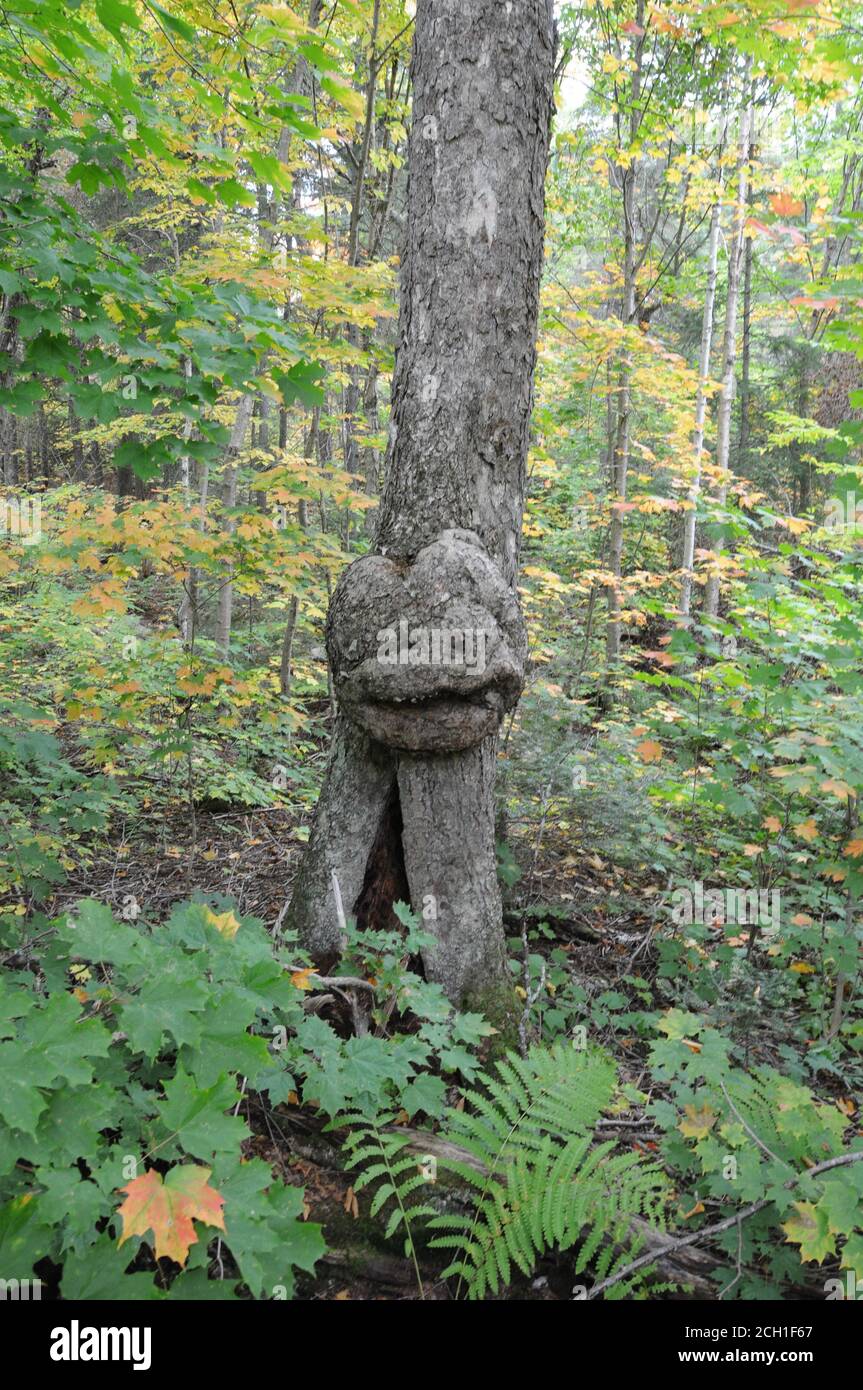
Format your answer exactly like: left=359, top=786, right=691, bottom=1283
left=427, top=1043, right=669, bottom=1299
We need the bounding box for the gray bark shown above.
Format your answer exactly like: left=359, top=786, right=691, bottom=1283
left=704, top=92, right=752, bottom=619
left=288, top=716, right=397, bottom=956
left=604, top=0, right=646, bottom=679
left=679, top=107, right=728, bottom=622
left=287, top=0, right=555, bottom=1007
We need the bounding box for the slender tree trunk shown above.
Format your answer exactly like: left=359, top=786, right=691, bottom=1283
left=704, top=93, right=753, bottom=619
left=343, top=0, right=382, bottom=502
left=604, top=0, right=646, bottom=682
left=362, top=345, right=380, bottom=535
left=679, top=112, right=727, bottom=621
left=737, top=208, right=754, bottom=470
left=280, top=595, right=300, bottom=696
left=215, top=393, right=255, bottom=656
left=287, top=0, right=555, bottom=1009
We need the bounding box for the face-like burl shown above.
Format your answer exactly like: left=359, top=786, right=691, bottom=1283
left=326, top=529, right=527, bottom=753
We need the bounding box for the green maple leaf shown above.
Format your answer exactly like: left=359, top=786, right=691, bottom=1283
left=157, top=1070, right=247, bottom=1161
left=119, top=968, right=209, bottom=1058
left=216, top=1159, right=325, bottom=1299
left=0, top=1195, right=54, bottom=1280
left=782, top=1200, right=835, bottom=1264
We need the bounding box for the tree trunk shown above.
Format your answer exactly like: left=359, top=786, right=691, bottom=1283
left=280, top=594, right=300, bottom=696
left=604, top=0, right=646, bottom=684
left=287, top=0, right=555, bottom=1009
left=215, top=393, right=255, bottom=657
left=704, top=90, right=753, bottom=619
left=678, top=112, right=727, bottom=622
left=737, top=206, right=754, bottom=470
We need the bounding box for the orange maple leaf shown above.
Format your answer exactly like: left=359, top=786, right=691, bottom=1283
left=636, top=739, right=663, bottom=764
left=770, top=191, right=804, bottom=218
left=793, top=817, right=818, bottom=843
left=116, top=1166, right=225, bottom=1267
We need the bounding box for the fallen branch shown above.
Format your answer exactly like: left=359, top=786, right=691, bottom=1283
left=395, top=1129, right=863, bottom=1301
left=587, top=1149, right=863, bottom=1300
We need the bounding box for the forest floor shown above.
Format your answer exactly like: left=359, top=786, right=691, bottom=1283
left=46, top=798, right=654, bottom=1298
left=42, top=753, right=846, bottom=1300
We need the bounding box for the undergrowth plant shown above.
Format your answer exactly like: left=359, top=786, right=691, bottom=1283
left=649, top=1009, right=863, bottom=1299
left=428, top=1043, right=670, bottom=1299
left=340, top=1111, right=438, bottom=1299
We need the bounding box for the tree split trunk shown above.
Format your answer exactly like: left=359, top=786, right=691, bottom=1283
left=287, top=0, right=555, bottom=1008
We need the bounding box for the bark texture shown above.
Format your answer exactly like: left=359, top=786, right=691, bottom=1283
left=287, top=0, right=555, bottom=1006
left=327, top=528, right=527, bottom=753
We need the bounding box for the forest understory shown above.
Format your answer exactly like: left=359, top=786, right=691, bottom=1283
left=3, top=0, right=863, bottom=1322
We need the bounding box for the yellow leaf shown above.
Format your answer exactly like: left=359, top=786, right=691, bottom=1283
left=679, top=1104, right=716, bottom=1141
left=782, top=1201, right=834, bottom=1263
left=290, top=968, right=316, bottom=991
left=820, top=778, right=852, bottom=800
left=204, top=908, right=241, bottom=939
left=793, top=818, right=818, bottom=843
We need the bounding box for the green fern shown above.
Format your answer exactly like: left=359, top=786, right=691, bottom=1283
left=340, top=1109, right=438, bottom=1299
left=427, top=1042, right=669, bottom=1299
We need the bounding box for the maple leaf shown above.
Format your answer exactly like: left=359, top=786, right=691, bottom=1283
left=203, top=908, right=241, bottom=939
left=679, top=1104, right=716, bottom=1141
left=117, top=1165, right=225, bottom=1267
left=763, top=816, right=782, bottom=833
left=636, top=739, right=663, bottom=763
left=793, top=817, right=818, bottom=843
left=770, top=192, right=804, bottom=218
left=820, top=778, right=852, bottom=799
left=843, top=839, right=863, bottom=859
left=782, top=1201, right=834, bottom=1264
left=290, top=968, right=316, bottom=991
